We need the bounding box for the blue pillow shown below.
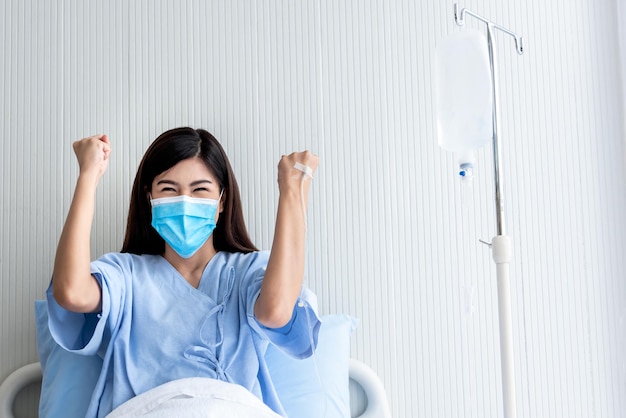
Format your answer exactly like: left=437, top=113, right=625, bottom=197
left=265, top=314, right=357, bottom=418
left=35, top=300, right=102, bottom=418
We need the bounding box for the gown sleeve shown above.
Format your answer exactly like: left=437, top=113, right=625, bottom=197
left=242, top=251, right=321, bottom=359
left=46, top=253, right=130, bottom=356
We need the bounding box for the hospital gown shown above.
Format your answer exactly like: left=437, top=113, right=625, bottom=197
left=46, top=250, right=320, bottom=418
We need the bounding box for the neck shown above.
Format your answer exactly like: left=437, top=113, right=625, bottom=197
left=163, top=243, right=217, bottom=288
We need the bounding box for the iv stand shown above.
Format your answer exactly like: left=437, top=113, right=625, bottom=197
left=453, top=4, right=524, bottom=418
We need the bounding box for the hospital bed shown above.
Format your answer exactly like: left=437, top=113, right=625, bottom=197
left=0, top=359, right=389, bottom=418
left=0, top=307, right=391, bottom=418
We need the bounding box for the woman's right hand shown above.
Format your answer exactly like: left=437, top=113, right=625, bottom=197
left=53, top=134, right=110, bottom=313
left=73, top=134, right=111, bottom=181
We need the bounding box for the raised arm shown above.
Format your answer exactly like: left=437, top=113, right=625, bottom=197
left=254, top=151, right=319, bottom=328
left=52, top=135, right=111, bottom=313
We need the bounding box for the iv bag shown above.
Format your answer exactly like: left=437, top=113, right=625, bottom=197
left=435, top=29, right=493, bottom=154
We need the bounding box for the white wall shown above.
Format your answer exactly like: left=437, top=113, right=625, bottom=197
left=2, top=1, right=625, bottom=417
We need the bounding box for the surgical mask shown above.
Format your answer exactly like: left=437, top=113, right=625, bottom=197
left=150, top=193, right=221, bottom=258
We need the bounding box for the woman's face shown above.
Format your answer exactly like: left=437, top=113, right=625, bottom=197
left=150, top=157, right=223, bottom=208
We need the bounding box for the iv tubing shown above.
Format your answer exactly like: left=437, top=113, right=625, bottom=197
left=293, top=162, right=327, bottom=415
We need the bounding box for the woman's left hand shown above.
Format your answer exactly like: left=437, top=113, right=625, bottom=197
left=277, top=151, right=319, bottom=193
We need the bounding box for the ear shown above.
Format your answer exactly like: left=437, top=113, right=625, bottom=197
left=219, top=191, right=226, bottom=213
left=144, top=185, right=152, bottom=201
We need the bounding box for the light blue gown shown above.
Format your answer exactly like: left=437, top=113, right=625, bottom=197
left=46, top=250, right=320, bottom=418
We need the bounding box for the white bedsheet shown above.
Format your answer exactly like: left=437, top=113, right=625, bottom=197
left=106, top=378, right=282, bottom=418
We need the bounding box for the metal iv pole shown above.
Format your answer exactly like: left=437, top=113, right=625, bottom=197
left=453, top=4, right=524, bottom=418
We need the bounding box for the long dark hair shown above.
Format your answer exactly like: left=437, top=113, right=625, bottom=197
left=121, top=127, right=258, bottom=254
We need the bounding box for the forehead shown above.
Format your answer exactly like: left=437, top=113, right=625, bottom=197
left=153, top=157, right=216, bottom=183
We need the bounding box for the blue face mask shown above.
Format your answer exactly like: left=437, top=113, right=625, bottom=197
left=150, top=194, right=221, bottom=258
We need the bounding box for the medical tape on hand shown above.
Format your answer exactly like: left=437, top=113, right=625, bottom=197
left=293, top=162, right=314, bottom=178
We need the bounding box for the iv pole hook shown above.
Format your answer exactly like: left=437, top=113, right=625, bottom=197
left=454, top=3, right=524, bottom=55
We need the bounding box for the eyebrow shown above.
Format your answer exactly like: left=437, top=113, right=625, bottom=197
left=156, top=179, right=215, bottom=186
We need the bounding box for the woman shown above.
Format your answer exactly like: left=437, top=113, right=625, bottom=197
left=48, top=127, right=320, bottom=417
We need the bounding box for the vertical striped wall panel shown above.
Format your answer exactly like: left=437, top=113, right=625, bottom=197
left=1, top=1, right=625, bottom=417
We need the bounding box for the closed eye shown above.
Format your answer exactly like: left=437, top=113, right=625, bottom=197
left=156, top=180, right=179, bottom=193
